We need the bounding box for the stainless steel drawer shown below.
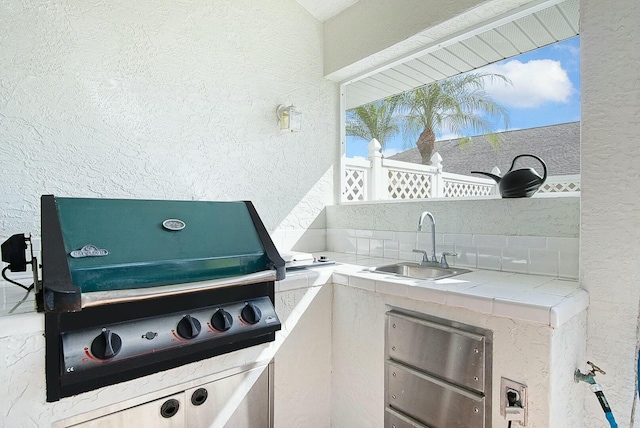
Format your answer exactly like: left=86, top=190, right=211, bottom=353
left=386, top=360, right=485, bottom=428
left=385, top=407, right=430, bottom=428
left=387, top=311, right=485, bottom=393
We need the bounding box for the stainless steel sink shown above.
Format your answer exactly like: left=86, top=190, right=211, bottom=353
left=372, top=262, right=470, bottom=280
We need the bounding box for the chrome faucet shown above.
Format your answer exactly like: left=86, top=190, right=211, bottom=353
left=416, top=211, right=437, bottom=263
left=414, top=211, right=457, bottom=268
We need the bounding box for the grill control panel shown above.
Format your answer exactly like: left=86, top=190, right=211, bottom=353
left=61, top=296, right=279, bottom=373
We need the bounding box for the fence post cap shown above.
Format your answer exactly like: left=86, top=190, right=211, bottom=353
left=368, top=138, right=382, bottom=152
left=430, top=152, right=443, bottom=167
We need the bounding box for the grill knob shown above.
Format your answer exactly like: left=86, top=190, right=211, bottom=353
left=210, top=308, right=233, bottom=332
left=91, top=328, right=122, bottom=360
left=176, top=315, right=202, bottom=339
left=241, top=302, right=262, bottom=325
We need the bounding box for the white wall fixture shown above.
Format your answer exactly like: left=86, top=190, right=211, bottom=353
left=276, top=104, right=302, bottom=132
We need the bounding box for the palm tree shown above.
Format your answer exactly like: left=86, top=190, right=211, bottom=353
left=346, top=95, right=402, bottom=151
left=401, top=72, right=510, bottom=164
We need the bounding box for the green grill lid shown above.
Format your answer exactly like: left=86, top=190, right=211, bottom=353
left=54, top=198, right=270, bottom=292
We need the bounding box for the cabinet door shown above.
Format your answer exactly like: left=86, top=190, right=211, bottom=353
left=69, top=393, right=185, bottom=428
left=185, top=365, right=271, bottom=428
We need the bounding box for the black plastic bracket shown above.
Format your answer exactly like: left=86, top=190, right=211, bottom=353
left=243, top=201, right=285, bottom=281
left=40, top=195, right=81, bottom=312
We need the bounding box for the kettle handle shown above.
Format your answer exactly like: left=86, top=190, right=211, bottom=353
left=509, top=154, right=547, bottom=183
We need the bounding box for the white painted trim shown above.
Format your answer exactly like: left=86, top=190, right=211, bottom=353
left=339, top=0, right=567, bottom=86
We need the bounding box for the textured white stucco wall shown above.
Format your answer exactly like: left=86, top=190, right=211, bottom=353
left=580, top=0, right=640, bottom=425
left=0, top=0, right=337, bottom=241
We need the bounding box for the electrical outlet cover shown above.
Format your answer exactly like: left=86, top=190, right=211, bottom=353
left=500, top=377, right=527, bottom=425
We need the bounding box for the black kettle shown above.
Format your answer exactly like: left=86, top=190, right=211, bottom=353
left=472, top=154, right=547, bottom=198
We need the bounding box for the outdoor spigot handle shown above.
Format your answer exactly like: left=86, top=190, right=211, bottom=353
left=587, top=361, right=606, bottom=376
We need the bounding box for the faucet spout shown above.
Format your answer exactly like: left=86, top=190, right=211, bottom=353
left=417, top=211, right=435, bottom=232
left=417, top=211, right=437, bottom=263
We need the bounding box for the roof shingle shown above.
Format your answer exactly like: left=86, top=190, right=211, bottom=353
left=389, top=121, right=580, bottom=176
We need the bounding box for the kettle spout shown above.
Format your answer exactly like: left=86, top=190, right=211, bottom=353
left=471, top=171, right=501, bottom=183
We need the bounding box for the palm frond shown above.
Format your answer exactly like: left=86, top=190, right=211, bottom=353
left=345, top=95, right=402, bottom=149
left=400, top=72, right=510, bottom=149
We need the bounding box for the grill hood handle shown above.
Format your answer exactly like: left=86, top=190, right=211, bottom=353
left=243, top=201, right=286, bottom=281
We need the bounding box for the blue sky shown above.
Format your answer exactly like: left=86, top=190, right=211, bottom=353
left=346, top=36, right=581, bottom=159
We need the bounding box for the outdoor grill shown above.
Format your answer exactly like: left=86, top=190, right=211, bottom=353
left=24, top=195, right=284, bottom=402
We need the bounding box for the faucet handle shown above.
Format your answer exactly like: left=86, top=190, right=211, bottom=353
left=412, top=249, right=429, bottom=263
left=586, top=361, right=606, bottom=376
left=440, top=252, right=458, bottom=269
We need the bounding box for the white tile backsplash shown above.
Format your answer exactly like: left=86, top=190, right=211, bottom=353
left=369, top=239, right=384, bottom=258
left=546, top=237, right=579, bottom=252
left=444, top=233, right=473, bottom=245
left=399, top=250, right=422, bottom=262
left=356, top=238, right=370, bottom=256
left=507, top=235, right=547, bottom=249
left=344, top=236, right=357, bottom=254
left=325, top=228, right=578, bottom=278
left=417, top=231, right=436, bottom=248
left=456, top=245, right=478, bottom=268
left=529, top=249, right=560, bottom=276
left=559, top=251, right=579, bottom=279
left=473, top=234, right=507, bottom=247
left=396, top=231, right=417, bottom=252
left=355, top=229, right=373, bottom=238
left=501, top=247, right=529, bottom=273
left=477, top=246, right=502, bottom=271
left=372, top=230, right=394, bottom=240
left=383, top=240, right=399, bottom=260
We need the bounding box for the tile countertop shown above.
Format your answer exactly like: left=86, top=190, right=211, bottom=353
left=0, top=252, right=587, bottom=335
left=317, top=251, right=588, bottom=329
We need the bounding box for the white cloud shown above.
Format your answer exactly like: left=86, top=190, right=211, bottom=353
left=382, top=148, right=401, bottom=157
left=552, top=42, right=580, bottom=58
left=482, top=59, right=574, bottom=108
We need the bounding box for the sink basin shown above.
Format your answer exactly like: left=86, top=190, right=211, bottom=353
left=372, top=262, right=471, bottom=280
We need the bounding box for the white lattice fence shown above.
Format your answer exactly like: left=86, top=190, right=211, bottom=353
left=538, top=175, right=581, bottom=193
left=343, top=144, right=580, bottom=202
left=344, top=167, right=367, bottom=201
left=387, top=169, right=432, bottom=199
left=443, top=181, right=494, bottom=197
left=441, top=172, right=496, bottom=197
